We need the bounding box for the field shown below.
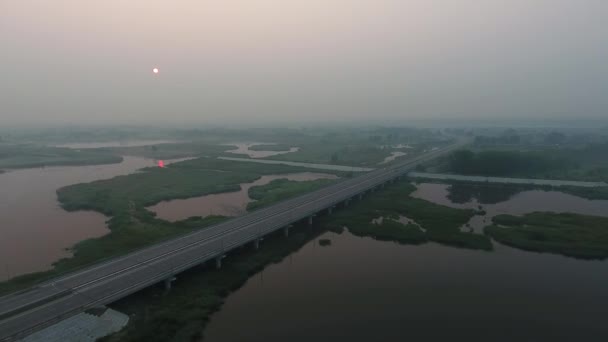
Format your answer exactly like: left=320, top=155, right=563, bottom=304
left=0, top=144, right=122, bottom=169
left=247, top=178, right=336, bottom=211
left=485, top=212, right=608, bottom=259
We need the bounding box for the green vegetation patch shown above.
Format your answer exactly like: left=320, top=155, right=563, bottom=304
left=0, top=144, right=122, bottom=169
left=321, top=182, right=492, bottom=250
left=247, top=144, right=293, bottom=151
left=247, top=178, right=336, bottom=211
left=485, top=212, right=608, bottom=259
left=445, top=149, right=573, bottom=177
left=267, top=143, right=392, bottom=166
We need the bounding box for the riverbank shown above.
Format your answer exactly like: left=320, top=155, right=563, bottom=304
left=247, top=178, right=336, bottom=211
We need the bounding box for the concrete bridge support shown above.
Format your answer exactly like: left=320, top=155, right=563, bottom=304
left=344, top=199, right=350, bottom=207
left=284, top=226, right=290, bottom=237
left=358, top=193, right=364, bottom=201
left=252, top=239, right=260, bottom=250
left=164, top=276, right=176, bottom=291
left=215, top=255, right=225, bottom=269
left=327, top=206, right=334, bottom=215
left=308, top=216, right=314, bottom=227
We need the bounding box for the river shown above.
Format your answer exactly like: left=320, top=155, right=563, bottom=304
left=203, top=183, right=608, bottom=341
left=147, top=173, right=339, bottom=221
left=0, top=156, right=189, bottom=280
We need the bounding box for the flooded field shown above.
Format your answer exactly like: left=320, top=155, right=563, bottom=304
left=0, top=156, right=190, bottom=280
left=148, top=173, right=339, bottom=221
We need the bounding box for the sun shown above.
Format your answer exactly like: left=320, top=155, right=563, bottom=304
left=152, top=68, right=159, bottom=74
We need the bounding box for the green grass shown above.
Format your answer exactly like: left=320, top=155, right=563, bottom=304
left=321, top=182, right=492, bottom=250
left=247, top=144, right=294, bottom=151
left=265, top=142, right=393, bottom=166
left=247, top=178, right=336, bottom=211
left=485, top=212, right=608, bottom=259
left=0, top=143, right=123, bottom=169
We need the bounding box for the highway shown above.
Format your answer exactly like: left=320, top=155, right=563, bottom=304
left=0, top=140, right=466, bottom=341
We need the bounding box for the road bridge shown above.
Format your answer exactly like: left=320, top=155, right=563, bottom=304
left=0, top=140, right=467, bottom=341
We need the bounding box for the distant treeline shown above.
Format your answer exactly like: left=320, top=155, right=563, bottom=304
left=446, top=149, right=574, bottom=177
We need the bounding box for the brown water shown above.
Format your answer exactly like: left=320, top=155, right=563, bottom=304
left=148, top=173, right=338, bottom=221
left=0, top=156, right=190, bottom=280
left=412, top=183, right=608, bottom=232
left=223, top=143, right=299, bottom=159
left=203, top=229, right=608, bottom=342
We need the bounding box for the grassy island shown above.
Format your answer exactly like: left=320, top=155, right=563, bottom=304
left=247, top=178, right=336, bottom=211
left=320, top=182, right=492, bottom=250
left=485, top=212, right=608, bottom=260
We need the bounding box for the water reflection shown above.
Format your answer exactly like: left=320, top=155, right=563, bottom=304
left=203, top=229, right=608, bottom=342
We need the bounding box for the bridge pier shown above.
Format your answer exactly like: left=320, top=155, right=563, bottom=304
left=358, top=193, right=363, bottom=200
left=308, top=216, right=314, bottom=227
left=215, top=255, right=225, bottom=269
left=164, top=276, right=176, bottom=291
left=252, top=238, right=260, bottom=250
left=327, top=206, right=334, bottom=215
left=344, top=199, right=350, bottom=207
left=284, top=226, right=290, bottom=237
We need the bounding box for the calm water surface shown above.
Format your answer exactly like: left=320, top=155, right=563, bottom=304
left=204, top=184, right=608, bottom=341
left=0, top=156, right=189, bottom=280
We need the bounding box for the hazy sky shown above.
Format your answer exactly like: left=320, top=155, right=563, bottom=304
left=1, top=0, right=607, bottom=125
